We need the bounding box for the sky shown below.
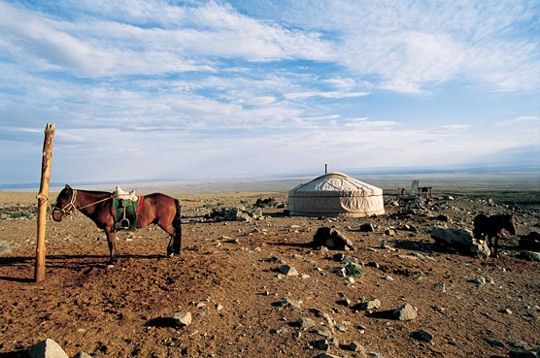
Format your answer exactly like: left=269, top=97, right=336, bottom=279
left=0, top=0, right=539, bottom=185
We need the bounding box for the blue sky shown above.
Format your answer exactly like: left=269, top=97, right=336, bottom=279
left=0, top=0, right=539, bottom=184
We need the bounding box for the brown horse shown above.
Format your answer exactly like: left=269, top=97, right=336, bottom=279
left=473, top=213, right=516, bottom=257
left=52, top=185, right=181, bottom=263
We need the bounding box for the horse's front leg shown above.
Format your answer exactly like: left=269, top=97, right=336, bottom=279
left=104, top=227, right=118, bottom=264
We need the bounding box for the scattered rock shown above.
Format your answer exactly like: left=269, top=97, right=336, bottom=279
left=359, top=223, right=375, bottom=232
left=431, top=226, right=490, bottom=258
left=172, top=311, right=192, bottom=326
left=393, top=303, right=417, bottom=321
left=472, top=276, right=487, bottom=287
left=384, top=229, right=396, bottom=236
left=28, top=339, right=68, bottom=358
left=509, top=347, right=540, bottom=358
left=433, top=214, right=450, bottom=222
left=312, top=227, right=355, bottom=250
left=312, top=339, right=330, bottom=350
left=278, top=264, right=299, bottom=276
left=433, top=282, right=446, bottom=292
left=274, top=298, right=302, bottom=309
left=411, top=329, right=434, bottom=343
left=291, top=317, right=316, bottom=329
left=520, top=232, right=540, bottom=251
left=520, top=250, right=540, bottom=262
left=343, top=262, right=363, bottom=278
left=340, top=341, right=366, bottom=355
left=316, top=354, right=342, bottom=358
left=354, top=299, right=381, bottom=311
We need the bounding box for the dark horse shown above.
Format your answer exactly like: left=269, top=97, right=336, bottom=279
left=473, top=213, right=516, bottom=257
left=52, top=185, right=181, bottom=263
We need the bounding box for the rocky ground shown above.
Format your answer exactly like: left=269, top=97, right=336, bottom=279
left=0, top=189, right=539, bottom=358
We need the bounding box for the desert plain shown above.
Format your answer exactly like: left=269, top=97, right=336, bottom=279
left=0, top=178, right=539, bottom=358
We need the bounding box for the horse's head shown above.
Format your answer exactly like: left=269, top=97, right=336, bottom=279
left=52, top=185, right=77, bottom=222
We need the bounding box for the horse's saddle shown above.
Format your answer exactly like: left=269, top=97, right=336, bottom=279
left=113, top=186, right=138, bottom=201
left=112, top=186, right=141, bottom=230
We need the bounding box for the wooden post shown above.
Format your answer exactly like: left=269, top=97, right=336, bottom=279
left=324, top=163, right=328, bottom=174
left=35, top=122, right=55, bottom=282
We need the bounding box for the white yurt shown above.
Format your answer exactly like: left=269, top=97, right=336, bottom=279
left=288, top=172, right=385, bottom=217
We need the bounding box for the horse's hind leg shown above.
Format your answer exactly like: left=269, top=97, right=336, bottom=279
left=104, top=227, right=118, bottom=264
left=157, top=221, right=177, bottom=257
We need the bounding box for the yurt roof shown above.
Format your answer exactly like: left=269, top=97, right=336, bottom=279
left=290, top=172, right=382, bottom=196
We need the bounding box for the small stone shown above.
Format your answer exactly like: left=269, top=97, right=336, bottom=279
left=316, top=354, right=343, bottom=358
left=411, top=329, right=433, bottom=343
left=500, top=307, right=513, bottom=315
left=312, top=227, right=355, bottom=250
left=172, top=311, right=192, bottom=326
left=384, top=229, right=396, bottom=236
left=278, top=265, right=299, bottom=276
left=28, top=339, right=68, bottom=358
left=216, top=304, right=223, bottom=311
left=473, top=276, right=487, bottom=287
left=434, top=282, right=446, bottom=292
left=393, top=303, right=418, bottom=321
left=354, top=299, right=381, bottom=311
left=384, top=275, right=394, bottom=281
left=340, top=341, right=366, bottom=355
left=344, top=262, right=364, bottom=278
left=292, top=317, right=316, bottom=329
left=275, top=297, right=302, bottom=309
left=359, top=223, right=375, bottom=232
left=270, top=326, right=289, bottom=335
left=312, top=339, right=330, bottom=350
left=487, top=339, right=505, bottom=348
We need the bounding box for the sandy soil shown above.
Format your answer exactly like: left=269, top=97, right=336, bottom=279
left=0, top=190, right=539, bottom=358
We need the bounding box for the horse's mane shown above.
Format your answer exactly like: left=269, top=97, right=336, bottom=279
left=74, top=188, right=111, bottom=196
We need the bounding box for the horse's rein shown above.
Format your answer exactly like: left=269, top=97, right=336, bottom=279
left=54, top=189, right=112, bottom=214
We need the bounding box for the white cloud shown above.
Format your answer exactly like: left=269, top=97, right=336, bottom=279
left=284, top=91, right=368, bottom=100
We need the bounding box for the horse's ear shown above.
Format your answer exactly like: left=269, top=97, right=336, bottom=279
left=65, top=184, right=71, bottom=189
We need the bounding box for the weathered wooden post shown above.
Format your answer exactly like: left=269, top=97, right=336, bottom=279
left=35, top=122, right=55, bottom=282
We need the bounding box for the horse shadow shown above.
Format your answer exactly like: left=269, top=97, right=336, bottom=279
left=0, top=350, right=30, bottom=358
left=0, top=253, right=170, bottom=283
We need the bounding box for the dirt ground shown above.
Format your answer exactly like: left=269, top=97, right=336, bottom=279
left=0, top=189, right=539, bottom=358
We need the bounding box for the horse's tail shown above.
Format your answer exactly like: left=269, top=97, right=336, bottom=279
left=173, top=199, right=182, bottom=250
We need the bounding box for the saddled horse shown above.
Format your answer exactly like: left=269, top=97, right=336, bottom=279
left=52, top=185, right=181, bottom=263
left=473, top=213, right=516, bottom=257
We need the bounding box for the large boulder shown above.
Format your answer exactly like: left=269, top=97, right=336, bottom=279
left=520, top=232, right=540, bottom=251
left=312, top=227, right=355, bottom=250
left=520, top=251, right=540, bottom=262
left=431, top=226, right=490, bottom=258
left=28, top=339, right=68, bottom=358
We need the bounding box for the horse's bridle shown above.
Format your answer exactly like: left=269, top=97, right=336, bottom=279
left=53, top=189, right=78, bottom=215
